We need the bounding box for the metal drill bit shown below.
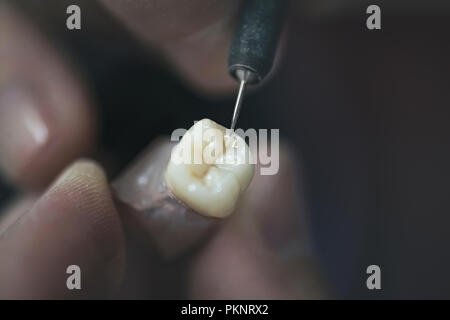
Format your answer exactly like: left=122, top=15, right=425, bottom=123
left=230, top=78, right=247, bottom=131
left=230, top=69, right=256, bottom=130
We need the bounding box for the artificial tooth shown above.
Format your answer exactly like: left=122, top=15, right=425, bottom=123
left=165, top=119, right=254, bottom=218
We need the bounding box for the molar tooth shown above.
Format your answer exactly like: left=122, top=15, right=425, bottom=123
left=165, top=119, right=254, bottom=218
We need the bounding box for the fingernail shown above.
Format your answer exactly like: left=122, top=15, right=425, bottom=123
left=112, top=137, right=218, bottom=259
left=0, top=87, right=49, bottom=177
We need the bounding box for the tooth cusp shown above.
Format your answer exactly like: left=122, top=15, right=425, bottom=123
left=165, top=119, right=254, bottom=218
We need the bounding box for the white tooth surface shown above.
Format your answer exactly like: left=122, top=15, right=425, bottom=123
left=165, top=119, right=254, bottom=218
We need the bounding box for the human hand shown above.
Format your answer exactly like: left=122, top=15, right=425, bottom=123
left=0, top=1, right=327, bottom=299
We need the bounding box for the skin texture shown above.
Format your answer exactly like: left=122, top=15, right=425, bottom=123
left=0, top=5, right=96, bottom=189
left=2, top=0, right=448, bottom=299
left=0, top=146, right=326, bottom=299
left=0, top=161, right=125, bottom=299
left=0, top=0, right=241, bottom=189
left=111, top=139, right=220, bottom=259
left=0, top=2, right=327, bottom=298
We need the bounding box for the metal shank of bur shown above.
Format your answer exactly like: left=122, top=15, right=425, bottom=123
left=228, top=0, right=287, bottom=85
left=230, top=69, right=252, bottom=130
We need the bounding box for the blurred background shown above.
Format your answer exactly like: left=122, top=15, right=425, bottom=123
left=1, top=0, right=450, bottom=298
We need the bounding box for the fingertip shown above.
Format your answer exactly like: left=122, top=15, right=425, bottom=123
left=0, top=159, right=125, bottom=299
left=46, top=159, right=126, bottom=288
left=0, top=87, right=97, bottom=190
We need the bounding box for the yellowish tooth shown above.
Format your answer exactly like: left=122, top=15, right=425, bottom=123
left=165, top=119, right=254, bottom=218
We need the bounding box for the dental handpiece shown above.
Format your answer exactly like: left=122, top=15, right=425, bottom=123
left=228, top=0, right=287, bottom=130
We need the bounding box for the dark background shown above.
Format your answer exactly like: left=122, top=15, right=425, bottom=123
left=1, top=0, right=450, bottom=298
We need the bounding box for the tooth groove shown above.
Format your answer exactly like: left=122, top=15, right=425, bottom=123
left=165, top=119, right=254, bottom=218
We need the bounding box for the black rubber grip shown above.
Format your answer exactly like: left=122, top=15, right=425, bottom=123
left=228, top=0, right=287, bottom=83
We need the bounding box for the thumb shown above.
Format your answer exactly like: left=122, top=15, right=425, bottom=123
left=0, top=160, right=125, bottom=299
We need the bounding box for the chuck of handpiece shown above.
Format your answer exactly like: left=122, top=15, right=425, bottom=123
left=228, top=0, right=287, bottom=85
left=228, top=0, right=286, bottom=130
